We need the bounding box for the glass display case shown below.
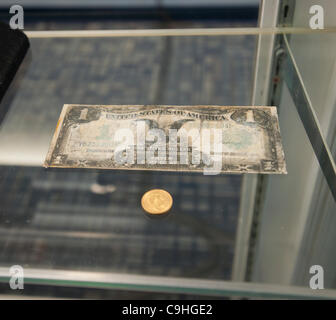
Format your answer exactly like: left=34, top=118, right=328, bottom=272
left=0, top=0, right=335, bottom=299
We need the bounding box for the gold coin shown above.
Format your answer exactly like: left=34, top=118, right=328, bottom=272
left=141, top=189, right=173, bottom=215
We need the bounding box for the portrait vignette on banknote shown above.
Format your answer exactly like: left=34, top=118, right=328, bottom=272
left=44, top=104, right=287, bottom=174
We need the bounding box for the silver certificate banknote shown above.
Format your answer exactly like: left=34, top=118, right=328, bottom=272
left=44, top=104, right=287, bottom=175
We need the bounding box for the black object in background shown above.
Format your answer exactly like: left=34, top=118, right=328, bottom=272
left=0, top=22, right=29, bottom=106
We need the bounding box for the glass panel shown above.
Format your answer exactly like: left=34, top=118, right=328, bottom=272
left=284, top=0, right=336, bottom=151
left=286, top=32, right=336, bottom=152
left=251, top=81, right=336, bottom=289
left=0, top=34, right=256, bottom=284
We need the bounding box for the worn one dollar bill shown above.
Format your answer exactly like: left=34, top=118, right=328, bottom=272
left=44, top=104, right=287, bottom=175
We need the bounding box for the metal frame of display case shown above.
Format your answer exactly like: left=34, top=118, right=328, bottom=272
left=235, top=0, right=336, bottom=289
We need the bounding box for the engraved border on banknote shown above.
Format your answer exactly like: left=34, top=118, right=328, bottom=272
left=44, top=104, right=287, bottom=174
